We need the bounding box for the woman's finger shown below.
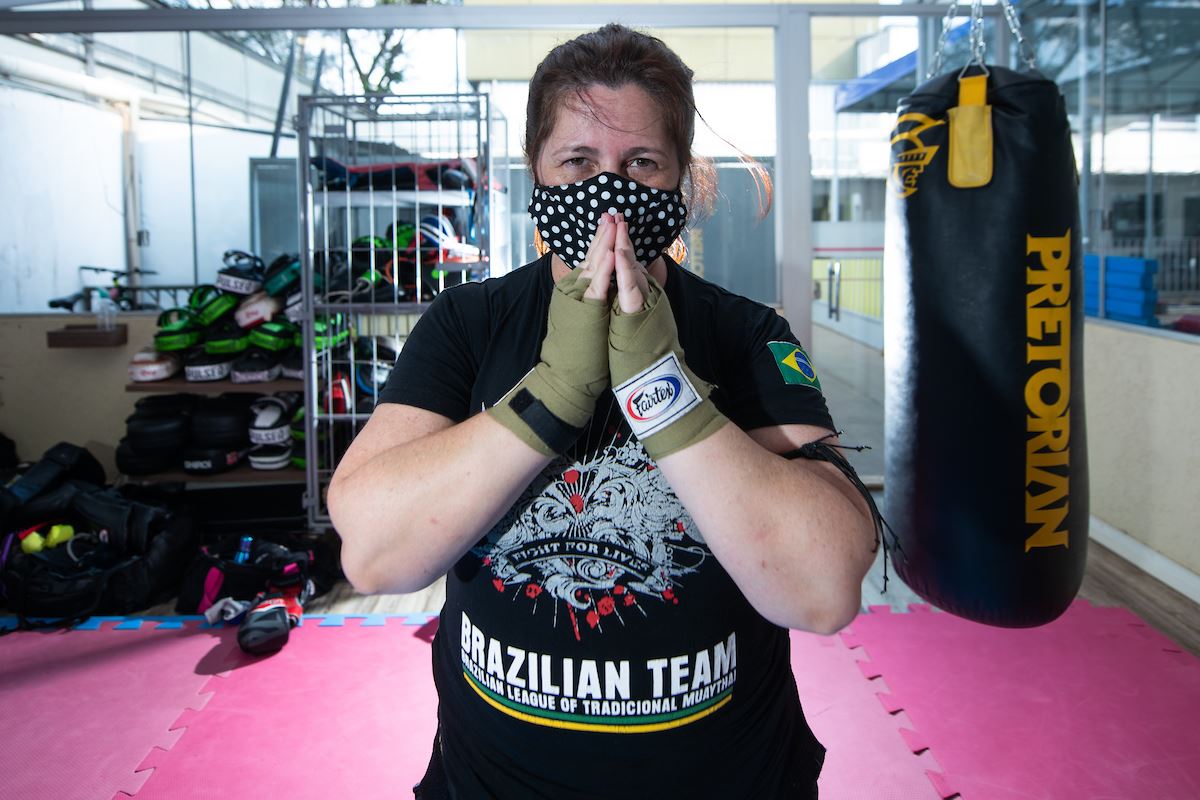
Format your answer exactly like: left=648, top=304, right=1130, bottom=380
left=613, top=217, right=645, bottom=314
left=582, top=214, right=616, bottom=301
left=578, top=214, right=614, bottom=274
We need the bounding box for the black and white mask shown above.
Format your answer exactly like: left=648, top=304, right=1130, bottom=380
left=529, top=172, right=688, bottom=269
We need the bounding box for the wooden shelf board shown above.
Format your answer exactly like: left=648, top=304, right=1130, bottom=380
left=121, top=465, right=306, bottom=485
left=126, top=377, right=304, bottom=394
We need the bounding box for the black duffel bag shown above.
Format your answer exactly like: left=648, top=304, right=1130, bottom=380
left=1, top=490, right=198, bottom=633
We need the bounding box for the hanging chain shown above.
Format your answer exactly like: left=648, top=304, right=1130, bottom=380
left=928, top=0, right=961, bottom=79
left=965, top=0, right=988, bottom=73
left=929, top=0, right=1036, bottom=79
left=1000, top=0, right=1038, bottom=71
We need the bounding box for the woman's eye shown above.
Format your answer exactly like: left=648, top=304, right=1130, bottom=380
left=628, top=158, right=657, bottom=171
left=564, top=157, right=589, bottom=168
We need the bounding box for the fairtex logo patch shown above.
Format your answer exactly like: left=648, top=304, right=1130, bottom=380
left=627, top=376, right=682, bottom=421
left=613, top=353, right=702, bottom=440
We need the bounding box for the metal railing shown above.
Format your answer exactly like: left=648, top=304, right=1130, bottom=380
left=812, top=248, right=884, bottom=321
left=86, top=284, right=197, bottom=311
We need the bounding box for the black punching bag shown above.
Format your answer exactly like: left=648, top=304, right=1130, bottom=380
left=883, top=66, right=1088, bottom=627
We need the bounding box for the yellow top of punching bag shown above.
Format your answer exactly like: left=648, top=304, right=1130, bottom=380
left=948, top=73, right=993, bottom=189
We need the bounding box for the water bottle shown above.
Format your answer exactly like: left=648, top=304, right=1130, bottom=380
left=235, top=535, right=253, bottom=564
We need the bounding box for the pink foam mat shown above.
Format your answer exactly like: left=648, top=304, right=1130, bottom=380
left=132, top=621, right=946, bottom=799
left=129, top=619, right=442, bottom=800
left=3, top=602, right=1196, bottom=799
left=0, top=620, right=241, bottom=800
left=2, top=614, right=935, bottom=800
left=791, top=630, right=943, bottom=800
left=840, top=599, right=1200, bottom=800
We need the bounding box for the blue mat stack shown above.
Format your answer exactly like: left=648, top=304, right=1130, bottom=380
left=1084, top=254, right=1160, bottom=327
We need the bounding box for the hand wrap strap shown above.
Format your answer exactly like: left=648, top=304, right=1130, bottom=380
left=488, top=269, right=609, bottom=456
left=608, top=276, right=728, bottom=460
left=781, top=431, right=904, bottom=592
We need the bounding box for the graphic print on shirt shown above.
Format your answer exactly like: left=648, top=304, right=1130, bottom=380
left=474, top=434, right=707, bottom=641
left=462, top=435, right=739, bottom=733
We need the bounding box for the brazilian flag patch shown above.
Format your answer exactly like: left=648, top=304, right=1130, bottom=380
left=767, top=341, right=821, bottom=390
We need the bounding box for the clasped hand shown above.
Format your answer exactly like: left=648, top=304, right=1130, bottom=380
left=550, top=211, right=672, bottom=406
left=490, top=212, right=718, bottom=458
left=575, top=212, right=652, bottom=313
left=541, top=213, right=725, bottom=459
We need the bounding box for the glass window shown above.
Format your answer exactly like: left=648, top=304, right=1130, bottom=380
left=1028, top=0, right=1200, bottom=330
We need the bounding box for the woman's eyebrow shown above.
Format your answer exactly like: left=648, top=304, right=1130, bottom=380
left=551, top=144, right=600, bottom=157
left=623, top=146, right=668, bottom=159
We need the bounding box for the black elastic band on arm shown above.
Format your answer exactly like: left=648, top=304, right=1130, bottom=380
left=509, top=389, right=584, bottom=455
left=782, top=431, right=904, bottom=593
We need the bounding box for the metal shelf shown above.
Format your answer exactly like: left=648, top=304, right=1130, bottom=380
left=298, top=91, right=506, bottom=530
left=311, top=188, right=474, bottom=209
left=312, top=302, right=431, bottom=315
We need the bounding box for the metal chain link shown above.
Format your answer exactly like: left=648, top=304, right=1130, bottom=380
left=928, top=0, right=961, bottom=79
left=1000, top=0, right=1038, bottom=71
left=966, top=0, right=988, bottom=73
left=931, top=0, right=1038, bottom=79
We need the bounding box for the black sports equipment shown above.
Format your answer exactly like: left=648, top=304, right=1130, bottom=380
left=188, top=284, right=238, bottom=327
left=1, top=483, right=196, bottom=633
left=883, top=66, right=1088, bottom=628
left=181, top=444, right=246, bottom=475
left=353, top=338, right=401, bottom=408
left=249, top=395, right=297, bottom=445
left=247, top=443, right=292, bottom=470
left=153, top=308, right=202, bottom=352
left=203, top=318, right=251, bottom=355
left=231, top=347, right=284, bottom=384
left=116, top=438, right=174, bottom=476
left=190, top=399, right=253, bottom=448
left=281, top=348, right=304, bottom=380
left=263, top=253, right=302, bottom=297
left=134, top=393, right=200, bottom=416
left=125, top=412, right=189, bottom=455
left=0, top=442, right=105, bottom=531
left=184, top=348, right=236, bottom=382
left=217, top=250, right=265, bottom=295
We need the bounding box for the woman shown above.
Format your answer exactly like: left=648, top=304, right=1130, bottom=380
left=328, top=23, right=880, bottom=799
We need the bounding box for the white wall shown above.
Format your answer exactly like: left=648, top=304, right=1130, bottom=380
left=1083, top=320, right=1200, bottom=576
left=0, top=87, right=126, bottom=313
left=0, top=87, right=300, bottom=311
left=138, top=120, right=298, bottom=287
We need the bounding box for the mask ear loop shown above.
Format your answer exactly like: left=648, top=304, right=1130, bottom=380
left=664, top=237, right=688, bottom=265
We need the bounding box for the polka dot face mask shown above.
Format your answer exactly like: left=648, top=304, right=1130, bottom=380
left=529, top=172, right=688, bottom=269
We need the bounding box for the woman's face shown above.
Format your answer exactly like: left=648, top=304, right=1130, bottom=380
left=535, top=83, right=681, bottom=192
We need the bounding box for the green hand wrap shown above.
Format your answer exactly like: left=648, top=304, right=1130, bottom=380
left=609, top=277, right=728, bottom=459
left=488, top=268, right=609, bottom=456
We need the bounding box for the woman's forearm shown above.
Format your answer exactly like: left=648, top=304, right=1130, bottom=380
left=328, top=412, right=550, bottom=594
left=656, top=423, right=877, bottom=634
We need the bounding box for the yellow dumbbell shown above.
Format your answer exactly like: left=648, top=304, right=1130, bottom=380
left=45, top=524, right=75, bottom=548
left=19, top=530, right=46, bottom=554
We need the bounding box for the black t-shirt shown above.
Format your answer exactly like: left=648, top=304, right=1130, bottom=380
left=380, top=254, right=835, bottom=799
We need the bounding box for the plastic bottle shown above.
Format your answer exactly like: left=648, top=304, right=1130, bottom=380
left=235, top=535, right=253, bottom=564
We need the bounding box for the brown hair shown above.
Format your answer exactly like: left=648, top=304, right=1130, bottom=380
left=526, top=24, right=773, bottom=225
